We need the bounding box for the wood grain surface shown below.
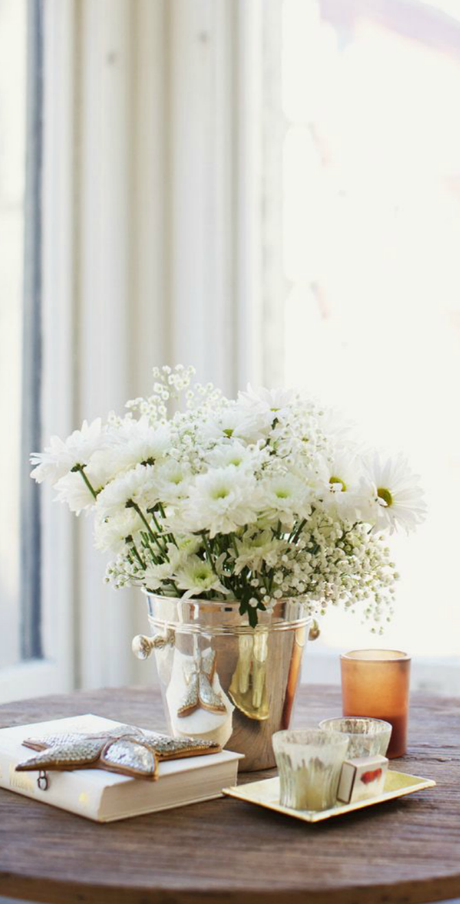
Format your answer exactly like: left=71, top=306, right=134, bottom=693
left=0, top=684, right=458, bottom=904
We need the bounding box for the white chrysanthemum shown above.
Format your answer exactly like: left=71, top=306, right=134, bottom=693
left=95, top=463, right=158, bottom=518
left=359, top=454, right=427, bottom=534
left=30, top=419, right=107, bottom=486
left=261, top=473, right=312, bottom=526
left=200, top=404, right=271, bottom=445
left=234, top=530, right=286, bottom=574
left=183, top=467, right=263, bottom=537
left=205, top=440, right=265, bottom=472
left=54, top=460, right=109, bottom=515
left=54, top=472, right=95, bottom=515
left=175, top=555, right=228, bottom=598
left=143, top=560, right=177, bottom=591
left=93, top=417, right=170, bottom=479
left=173, top=535, right=202, bottom=558
left=159, top=542, right=192, bottom=572
left=153, top=460, right=192, bottom=502
left=94, top=509, right=144, bottom=553
left=237, top=385, right=295, bottom=421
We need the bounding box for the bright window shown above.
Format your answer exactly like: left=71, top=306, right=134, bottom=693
left=262, top=0, right=460, bottom=657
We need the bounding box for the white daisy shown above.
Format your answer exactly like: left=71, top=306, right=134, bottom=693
left=95, top=463, right=158, bottom=519
left=30, top=419, right=107, bottom=485
left=174, top=555, right=228, bottom=598
left=319, top=451, right=363, bottom=521
left=359, top=453, right=427, bottom=534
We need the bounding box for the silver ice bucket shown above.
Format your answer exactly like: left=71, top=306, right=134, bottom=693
left=133, top=594, right=312, bottom=771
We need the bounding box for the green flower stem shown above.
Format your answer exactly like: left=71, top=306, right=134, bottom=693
left=162, top=580, right=181, bottom=595
left=148, top=505, right=175, bottom=553
left=73, top=464, right=98, bottom=500
left=157, top=503, right=178, bottom=547
left=290, top=518, right=307, bottom=545
left=150, top=509, right=167, bottom=547
left=138, top=533, right=161, bottom=565
left=261, top=563, right=272, bottom=594
left=201, top=532, right=219, bottom=577
left=128, top=501, right=167, bottom=557
left=130, top=541, right=146, bottom=570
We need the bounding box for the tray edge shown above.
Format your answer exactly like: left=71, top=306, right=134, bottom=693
left=222, top=772, right=437, bottom=823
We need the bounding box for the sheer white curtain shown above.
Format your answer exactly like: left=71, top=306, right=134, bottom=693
left=260, top=0, right=460, bottom=692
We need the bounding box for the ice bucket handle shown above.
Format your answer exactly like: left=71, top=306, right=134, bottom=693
left=131, top=630, right=175, bottom=660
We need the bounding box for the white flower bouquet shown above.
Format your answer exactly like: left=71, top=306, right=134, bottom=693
left=31, top=365, right=425, bottom=628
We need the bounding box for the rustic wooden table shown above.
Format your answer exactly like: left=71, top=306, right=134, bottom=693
left=0, top=685, right=458, bottom=904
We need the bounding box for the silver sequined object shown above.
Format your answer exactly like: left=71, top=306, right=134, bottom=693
left=102, top=739, right=156, bottom=774
left=15, top=723, right=221, bottom=781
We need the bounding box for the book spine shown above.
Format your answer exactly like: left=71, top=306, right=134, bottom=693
left=0, top=749, right=103, bottom=821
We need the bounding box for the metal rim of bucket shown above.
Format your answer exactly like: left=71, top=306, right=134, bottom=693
left=144, top=591, right=313, bottom=636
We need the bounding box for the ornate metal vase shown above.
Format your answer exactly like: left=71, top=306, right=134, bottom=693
left=132, top=595, right=312, bottom=771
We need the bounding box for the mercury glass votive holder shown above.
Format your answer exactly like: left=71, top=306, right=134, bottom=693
left=318, top=717, right=392, bottom=758
left=340, top=650, right=411, bottom=758
left=272, top=729, right=349, bottom=811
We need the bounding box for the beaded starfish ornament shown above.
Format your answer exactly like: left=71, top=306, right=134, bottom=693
left=15, top=723, right=221, bottom=781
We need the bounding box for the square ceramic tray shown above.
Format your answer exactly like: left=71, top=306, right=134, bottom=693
left=223, top=771, right=436, bottom=823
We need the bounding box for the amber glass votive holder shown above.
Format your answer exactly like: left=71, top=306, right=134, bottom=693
left=340, top=650, right=411, bottom=758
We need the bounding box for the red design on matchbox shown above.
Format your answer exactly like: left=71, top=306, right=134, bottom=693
left=360, top=768, right=382, bottom=785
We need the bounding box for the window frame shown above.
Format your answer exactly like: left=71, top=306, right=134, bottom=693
left=0, top=0, right=75, bottom=702
left=20, top=0, right=43, bottom=662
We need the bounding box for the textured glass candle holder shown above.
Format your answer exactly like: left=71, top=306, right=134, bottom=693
left=340, top=650, right=411, bottom=758
left=318, top=717, right=392, bottom=758
left=272, top=729, right=349, bottom=811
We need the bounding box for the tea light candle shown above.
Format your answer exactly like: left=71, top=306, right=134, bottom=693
left=319, top=717, right=392, bottom=758
left=340, top=650, right=411, bottom=758
left=272, top=729, right=349, bottom=811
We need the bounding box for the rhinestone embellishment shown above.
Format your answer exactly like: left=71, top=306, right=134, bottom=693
left=15, top=723, right=221, bottom=781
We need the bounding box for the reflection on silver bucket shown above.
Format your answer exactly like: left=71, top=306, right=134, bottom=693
left=132, top=594, right=312, bottom=771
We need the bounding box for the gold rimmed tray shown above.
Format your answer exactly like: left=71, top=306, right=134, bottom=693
left=223, top=771, right=436, bottom=823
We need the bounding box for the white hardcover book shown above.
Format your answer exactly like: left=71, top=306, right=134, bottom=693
left=0, top=713, right=243, bottom=822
